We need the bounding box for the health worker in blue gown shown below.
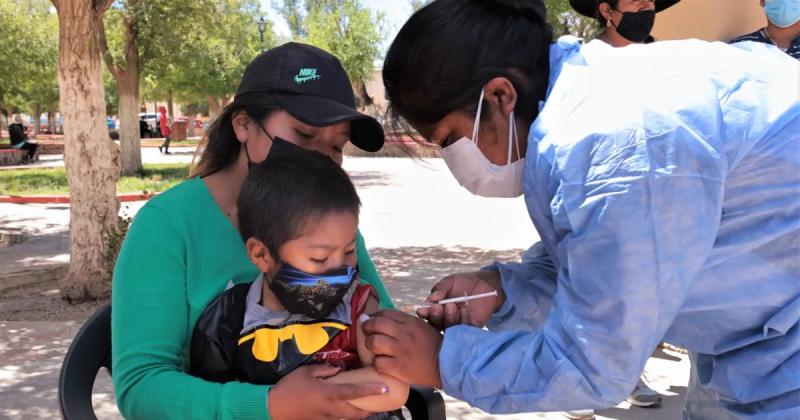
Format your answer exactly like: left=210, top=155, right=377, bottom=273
left=361, top=1, right=800, bottom=419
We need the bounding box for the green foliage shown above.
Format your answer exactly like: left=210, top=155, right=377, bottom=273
left=146, top=0, right=268, bottom=105
left=180, top=102, right=210, bottom=117
left=103, top=1, right=205, bottom=72
left=0, top=163, right=190, bottom=195
left=306, top=0, right=383, bottom=82
left=0, top=0, right=58, bottom=114
left=275, top=0, right=384, bottom=83
left=105, top=213, right=132, bottom=281
left=403, top=0, right=597, bottom=40
left=273, top=0, right=307, bottom=38
left=409, top=0, right=433, bottom=12
left=104, top=67, right=120, bottom=115
left=101, top=0, right=267, bottom=111
left=544, top=0, right=601, bottom=40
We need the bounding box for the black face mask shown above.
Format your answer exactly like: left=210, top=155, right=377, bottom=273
left=269, top=264, right=359, bottom=318
left=613, top=9, right=655, bottom=43
left=245, top=125, right=307, bottom=171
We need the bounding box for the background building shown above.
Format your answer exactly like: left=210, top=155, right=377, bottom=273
left=653, top=0, right=766, bottom=42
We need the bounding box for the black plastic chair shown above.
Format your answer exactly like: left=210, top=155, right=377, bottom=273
left=59, top=303, right=112, bottom=420
left=58, top=304, right=446, bottom=420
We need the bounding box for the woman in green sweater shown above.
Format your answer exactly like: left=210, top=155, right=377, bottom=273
left=112, top=43, right=394, bottom=420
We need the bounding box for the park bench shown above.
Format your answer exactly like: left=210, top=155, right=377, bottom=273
left=59, top=304, right=446, bottom=420
left=0, top=146, right=38, bottom=166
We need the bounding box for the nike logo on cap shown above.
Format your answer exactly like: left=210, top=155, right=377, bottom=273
left=294, top=68, right=320, bottom=84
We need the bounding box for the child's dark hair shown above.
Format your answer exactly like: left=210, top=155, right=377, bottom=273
left=383, top=0, right=552, bottom=130
left=237, top=150, right=361, bottom=259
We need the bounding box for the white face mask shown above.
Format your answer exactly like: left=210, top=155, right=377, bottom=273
left=440, top=90, right=525, bottom=198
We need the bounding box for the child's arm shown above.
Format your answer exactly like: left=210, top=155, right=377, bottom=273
left=325, top=297, right=410, bottom=412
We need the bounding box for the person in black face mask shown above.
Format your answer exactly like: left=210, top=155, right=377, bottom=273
left=190, top=151, right=410, bottom=419
left=112, top=42, right=397, bottom=420
left=570, top=0, right=680, bottom=47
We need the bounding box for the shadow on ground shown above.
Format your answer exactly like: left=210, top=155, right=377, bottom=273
left=0, top=246, right=526, bottom=419
left=370, top=246, right=524, bottom=312
left=1, top=210, right=70, bottom=271
left=0, top=321, right=119, bottom=419
left=597, top=385, right=688, bottom=420
left=0, top=246, right=688, bottom=420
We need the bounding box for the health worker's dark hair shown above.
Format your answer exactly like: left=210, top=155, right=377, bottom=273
left=383, top=0, right=552, bottom=131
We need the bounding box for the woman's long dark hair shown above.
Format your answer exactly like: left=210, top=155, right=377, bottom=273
left=191, top=95, right=278, bottom=178
left=383, top=0, right=552, bottom=132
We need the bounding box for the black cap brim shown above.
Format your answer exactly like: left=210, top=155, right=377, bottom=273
left=274, top=94, right=384, bottom=153
left=570, top=0, right=680, bottom=18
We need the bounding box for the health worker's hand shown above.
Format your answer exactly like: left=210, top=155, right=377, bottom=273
left=362, top=310, right=444, bottom=389
left=268, top=364, right=386, bottom=420
left=416, top=270, right=505, bottom=330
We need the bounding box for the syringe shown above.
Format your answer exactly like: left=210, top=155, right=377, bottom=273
left=414, top=290, right=498, bottom=310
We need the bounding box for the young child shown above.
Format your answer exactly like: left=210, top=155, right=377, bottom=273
left=189, top=148, right=409, bottom=417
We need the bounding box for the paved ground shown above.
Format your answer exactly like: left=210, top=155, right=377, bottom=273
left=0, top=150, right=689, bottom=419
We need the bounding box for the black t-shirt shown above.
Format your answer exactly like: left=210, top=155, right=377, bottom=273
left=730, top=29, right=800, bottom=60
left=8, top=123, right=27, bottom=145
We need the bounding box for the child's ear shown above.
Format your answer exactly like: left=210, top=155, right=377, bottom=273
left=245, top=238, right=276, bottom=273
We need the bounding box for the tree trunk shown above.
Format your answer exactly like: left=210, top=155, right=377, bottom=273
left=101, top=14, right=142, bottom=176
left=353, top=79, right=376, bottom=116
left=117, top=70, right=142, bottom=175
left=187, top=112, right=196, bottom=138
left=0, top=95, right=6, bottom=134
left=53, top=0, right=120, bottom=303
left=48, top=103, right=57, bottom=134
left=167, top=91, right=174, bottom=120
left=33, top=102, right=42, bottom=135
left=206, top=95, right=222, bottom=123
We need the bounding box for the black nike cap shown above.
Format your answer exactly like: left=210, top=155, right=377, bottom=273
left=234, top=42, right=384, bottom=152
left=569, top=0, right=679, bottom=18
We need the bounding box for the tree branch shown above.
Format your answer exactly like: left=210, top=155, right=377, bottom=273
left=98, top=17, right=122, bottom=80
left=95, top=0, right=114, bottom=15
left=123, top=15, right=140, bottom=70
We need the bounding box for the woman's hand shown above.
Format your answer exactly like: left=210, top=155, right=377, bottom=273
left=362, top=310, right=444, bottom=389
left=416, top=270, right=505, bottom=330
left=324, top=366, right=410, bottom=413
left=268, top=364, right=386, bottom=420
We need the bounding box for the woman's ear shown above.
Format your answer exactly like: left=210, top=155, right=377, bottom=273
left=231, top=110, right=251, bottom=144
left=598, top=3, right=614, bottom=25
left=484, top=77, right=518, bottom=119
left=246, top=238, right=277, bottom=273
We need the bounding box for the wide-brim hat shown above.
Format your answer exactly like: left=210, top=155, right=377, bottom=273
left=234, top=42, right=384, bottom=152
left=569, top=0, right=680, bottom=19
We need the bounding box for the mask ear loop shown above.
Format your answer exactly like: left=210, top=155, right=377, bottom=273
left=472, top=89, right=485, bottom=145
left=246, top=122, right=276, bottom=166
left=511, top=113, right=522, bottom=159
left=244, top=141, right=253, bottom=165
left=507, top=111, right=521, bottom=165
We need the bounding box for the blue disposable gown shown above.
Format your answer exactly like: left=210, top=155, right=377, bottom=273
left=438, top=37, right=800, bottom=419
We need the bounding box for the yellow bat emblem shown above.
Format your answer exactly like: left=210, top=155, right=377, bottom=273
left=238, top=321, right=348, bottom=362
